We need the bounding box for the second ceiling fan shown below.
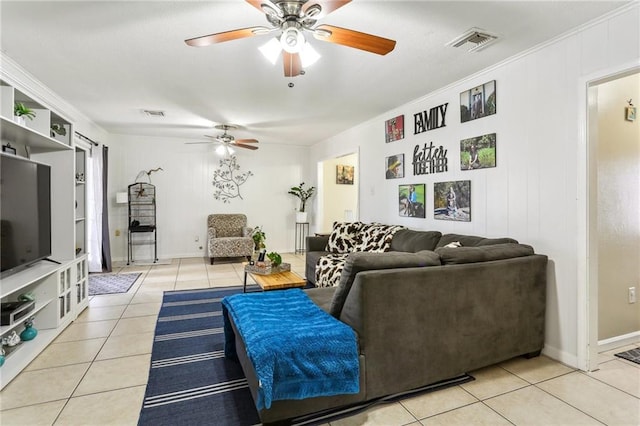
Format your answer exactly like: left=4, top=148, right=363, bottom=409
left=185, top=0, right=396, bottom=77
left=186, top=124, right=259, bottom=154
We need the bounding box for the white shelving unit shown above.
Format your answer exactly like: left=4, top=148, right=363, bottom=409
left=0, top=78, right=89, bottom=389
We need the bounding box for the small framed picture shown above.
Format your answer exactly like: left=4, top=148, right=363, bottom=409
left=398, top=184, right=425, bottom=218
left=626, top=106, right=636, bottom=122
left=385, top=154, right=404, bottom=179
left=385, top=115, right=404, bottom=143
left=336, top=165, right=354, bottom=184
left=2, top=144, right=16, bottom=155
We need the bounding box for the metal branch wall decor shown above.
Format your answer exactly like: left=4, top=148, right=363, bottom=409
left=212, top=155, right=253, bottom=203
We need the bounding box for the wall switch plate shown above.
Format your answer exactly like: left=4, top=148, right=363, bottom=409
left=629, top=286, right=636, bottom=304
left=115, top=229, right=120, bottom=237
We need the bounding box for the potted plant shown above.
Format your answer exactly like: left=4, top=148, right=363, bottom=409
left=14, top=102, right=36, bottom=126
left=288, top=182, right=315, bottom=223
left=266, top=252, right=282, bottom=268
left=252, top=226, right=266, bottom=251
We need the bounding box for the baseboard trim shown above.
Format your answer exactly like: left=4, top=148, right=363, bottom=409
left=542, top=345, right=578, bottom=369
left=598, top=331, right=640, bottom=353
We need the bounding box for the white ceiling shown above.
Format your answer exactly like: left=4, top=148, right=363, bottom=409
left=0, top=1, right=629, bottom=146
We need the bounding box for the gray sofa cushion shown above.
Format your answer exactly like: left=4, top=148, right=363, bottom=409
left=436, top=233, right=518, bottom=248
left=435, top=243, right=534, bottom=265
left=390, top=229, right=442, bottom=253
left=329, top=250, right=441, bottom=317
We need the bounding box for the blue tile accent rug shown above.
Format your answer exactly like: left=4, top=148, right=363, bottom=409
left=88, top=272, right=141, bottom=296
left=138, top=286, right=474, bottom=426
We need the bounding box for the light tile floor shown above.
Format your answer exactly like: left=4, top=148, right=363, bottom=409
left=1, top=254, right=639, bottom=425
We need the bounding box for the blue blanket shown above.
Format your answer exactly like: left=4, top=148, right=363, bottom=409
left=222, top=289, right=359, bottom=410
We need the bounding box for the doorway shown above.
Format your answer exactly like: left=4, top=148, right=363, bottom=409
left=581, top=66, right=640, bottom=371
left=316, top=151, right=359, bottom=233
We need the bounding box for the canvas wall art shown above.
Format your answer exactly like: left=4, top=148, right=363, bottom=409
left=460, top=133, right=496, bottom=170
left=385, top=115, right=405, bottom=143
left=336, top=165, right=354, bottom=184
left=398, top=184, right=425, bottom=218
left=433, top=180, right=471, bottom=222
left=385, top=154, right=404, bottom=179
left=460, top=80, right=496, bottom=123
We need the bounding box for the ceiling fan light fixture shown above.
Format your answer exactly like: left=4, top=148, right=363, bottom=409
left=281, top=27, right=305, bottom=53
left=259, top=37, right=282, bottom=65
left=216, top=144, right=234, bottom=156
left=300, top=42, right=321, bottom=67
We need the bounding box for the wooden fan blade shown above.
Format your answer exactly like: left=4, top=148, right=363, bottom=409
left=185, top=27, right=267, bottom=47
left=235, top=138, right=259, bottom=144
left=283, top=52, right=302, bottom=77
left=234, top=143, right=259, bottom=150
left=303, top=0, right=351, bottom=19
left=313, top=24, right=396, bottom=55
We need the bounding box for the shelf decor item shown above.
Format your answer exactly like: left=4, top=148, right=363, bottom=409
left=0, top=346, right=5, bottom=367
left=20, top=317, right=38, bottom=341
left=13, top=102, right=36, bottom=126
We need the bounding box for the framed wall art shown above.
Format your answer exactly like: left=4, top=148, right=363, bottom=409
left=336, top=165, right=354, bottom=185
left=460, top=133, right=496, bottom=170
left=385, top=154, right=404, bottom=179
left=434, top=180, right=471, bottom=222
left=398, top=183, right=425, bottom=218
left=460, top=80, right=496, bottom=123
left=385, top=115, right=404, bottom=143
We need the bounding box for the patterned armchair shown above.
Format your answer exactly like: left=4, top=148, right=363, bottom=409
left=207, top=214, right=254, bottom=265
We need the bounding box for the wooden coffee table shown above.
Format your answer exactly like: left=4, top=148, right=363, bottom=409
left=243, top=269, right=306, bottom=292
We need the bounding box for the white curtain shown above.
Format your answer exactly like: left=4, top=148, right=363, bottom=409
left=87, top=146, right=103, bottom=272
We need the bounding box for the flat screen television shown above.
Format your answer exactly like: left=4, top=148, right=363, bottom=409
left=1, top=153, right=52, bottom=277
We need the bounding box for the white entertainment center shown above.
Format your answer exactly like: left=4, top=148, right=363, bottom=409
left=0, top=77, right=89, bottom=390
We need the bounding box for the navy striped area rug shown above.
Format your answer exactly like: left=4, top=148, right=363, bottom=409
left=139, top=287, right=475, bottom=426
left=138, top=286, right=261, bottom=426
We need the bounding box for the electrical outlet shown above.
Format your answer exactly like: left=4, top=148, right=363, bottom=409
left=195, top=236, right=199, bottom=242
left=629, top=287, right=636, bottom=304
left=115, top=229, right=120, bottom=237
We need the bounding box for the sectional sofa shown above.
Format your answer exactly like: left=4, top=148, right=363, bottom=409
left=227, top=225, right=548, bottom=424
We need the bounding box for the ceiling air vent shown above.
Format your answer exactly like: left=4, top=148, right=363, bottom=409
left=142, top=109, right=165, bottom=117
left=446, top=27, right=498, bottom=52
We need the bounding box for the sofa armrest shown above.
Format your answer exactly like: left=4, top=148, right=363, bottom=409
left=242, top=226, right=253, bottom=238
left=339, top=254, right=548, bottom=399
left=207, top=227, right=216, bottom=240
left=307, top=235, right=330, bottom=252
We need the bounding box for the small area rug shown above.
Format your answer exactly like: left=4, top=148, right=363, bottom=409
left=88, top=272, right=141, bottom=296
left=138, top=286, right=474, bottom=426
left=614, top=347, right=640, bottom=365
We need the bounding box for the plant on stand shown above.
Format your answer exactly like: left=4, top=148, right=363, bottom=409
left=288, top=182, right=315, bottom=223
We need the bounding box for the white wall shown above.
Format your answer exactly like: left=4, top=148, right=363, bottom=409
left=107, top=134, right=311, bottom=261
left=309, top=5, right=640, bottom=367
left=596, top=73, right=640, bottom=340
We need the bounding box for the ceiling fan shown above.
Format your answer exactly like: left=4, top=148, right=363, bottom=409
left=186, top=124, right=259, bottom=154
left=185, top=0, right=396, bottom=77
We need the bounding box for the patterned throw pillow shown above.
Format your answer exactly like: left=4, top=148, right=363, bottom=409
left=315, top=253, right=350, bottom=287
left=325, top=222, right=364, bottom=253
left=358, top=223, right=406, bottom=252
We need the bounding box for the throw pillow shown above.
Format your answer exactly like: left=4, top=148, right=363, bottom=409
left=357, top=223, right=406, bottom=252
left=325, top=222, right=364, bottom=253
left=444, top=241, right=461, bottom=248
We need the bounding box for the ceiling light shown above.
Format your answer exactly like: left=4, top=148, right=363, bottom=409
left=259, top=38, right=281, bottom=65
left=281, top=27, right=305, bottom=53
left=300, top=42, right=321, bottom=67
